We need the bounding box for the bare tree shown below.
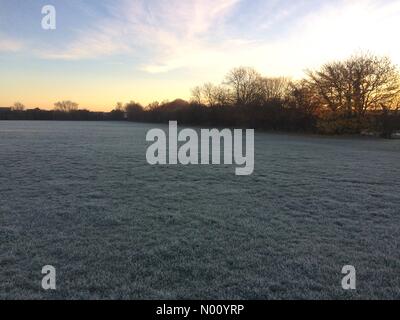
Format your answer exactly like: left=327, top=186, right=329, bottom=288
left=190, top=86, right=203, bottom=105
left=307, top=53, right=400, bottom=117
left=191, top=83, right=233, bottom=107
left=261, top=77, right=292, bottom=101
left=225, top=67, right=264, bottom=105
left=289, top=80, right=322, bottom=116
left=202, top=83, right=219, bottom=107
left=11, top=102, right=25, bottom=111
left=213, top=85, right=233, bottom=106
left=54, top=101, right=79, bottom=112
left=147, top=101, right=160, bottom=111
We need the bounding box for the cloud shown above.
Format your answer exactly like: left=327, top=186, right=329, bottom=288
left=136, top=0, right=400, bottom=77
left=0, top=34, right=24, bottom=53
left=38, top=23, right=133, bottom=60
left=181, top=0, right=400, bottom=78
left=36, top=0, right=400, bottom=79
left=38, top=0, right=240, bottom=64
left=130, top=0, right=241, bottom=72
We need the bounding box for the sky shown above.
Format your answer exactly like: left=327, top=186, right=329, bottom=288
left=0, top=0, right=400, bottom=111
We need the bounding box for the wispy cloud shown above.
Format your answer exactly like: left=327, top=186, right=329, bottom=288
left=34, top=0, right=400, bottom=78
left=38, top=22, right=132, bottom=60
left=38, top=0, right=240, bottom=66
left=0, top=34, right=24, bottom=52
left=140, top=0, right=400, bottom=77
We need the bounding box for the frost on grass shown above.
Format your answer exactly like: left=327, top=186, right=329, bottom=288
left=0, top=121, right=399, bottom=299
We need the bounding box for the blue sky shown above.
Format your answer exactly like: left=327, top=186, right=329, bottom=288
left=1, top=0, right=400, bottom=110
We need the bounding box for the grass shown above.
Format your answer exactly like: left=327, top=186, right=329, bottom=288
left=1, top=121, right=399, bottom=299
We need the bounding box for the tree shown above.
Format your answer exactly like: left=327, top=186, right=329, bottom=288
left=202, top=83, right=218, bottom=107
left=190, top=86, right=203, bottom=105
left=147, top=101, right=160, bottom=111
left=213, top=85, right=233, bottom=106
left=260, top=77, right=292, bottom=102
left=307, top=53, right=400, bottom=118
left=11, top=102, right=25, bottom=111
left=54, top=101, right=79, bottom=112
left=201, top=83, right=231, bottom=107
left=289, top=80, right=321, bottom=116
left=191, top=83, right=233, bottom=107
left=115, top=102, right=124, bottom=112
left=225, top=67, right=264, bottom=106
left=125, top=101, right=144, bottom=121
left=109, top=102, right=125, bottom=120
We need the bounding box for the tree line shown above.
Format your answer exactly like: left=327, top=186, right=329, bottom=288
left=122, top=53, right=400, bottom=138
left=1, top=53, right=399, bottom=138
left=0, top=101, right=118, bottom=121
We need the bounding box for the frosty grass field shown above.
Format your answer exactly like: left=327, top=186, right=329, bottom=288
left=1, top=121, right=399, bottom=300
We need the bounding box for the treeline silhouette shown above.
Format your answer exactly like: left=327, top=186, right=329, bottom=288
left=122, top=53, right=400, bottom=138
left=0, top=100, right=121, bottom=121
left=2, top=53, right=399, bottom=138
left=0, top=108, right=111, bottom=121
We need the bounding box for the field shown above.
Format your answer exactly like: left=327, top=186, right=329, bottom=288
left=1, top=121, right=399, bottom=299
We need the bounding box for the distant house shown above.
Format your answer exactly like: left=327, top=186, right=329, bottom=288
left=0, top=107, right=11, bottom=112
